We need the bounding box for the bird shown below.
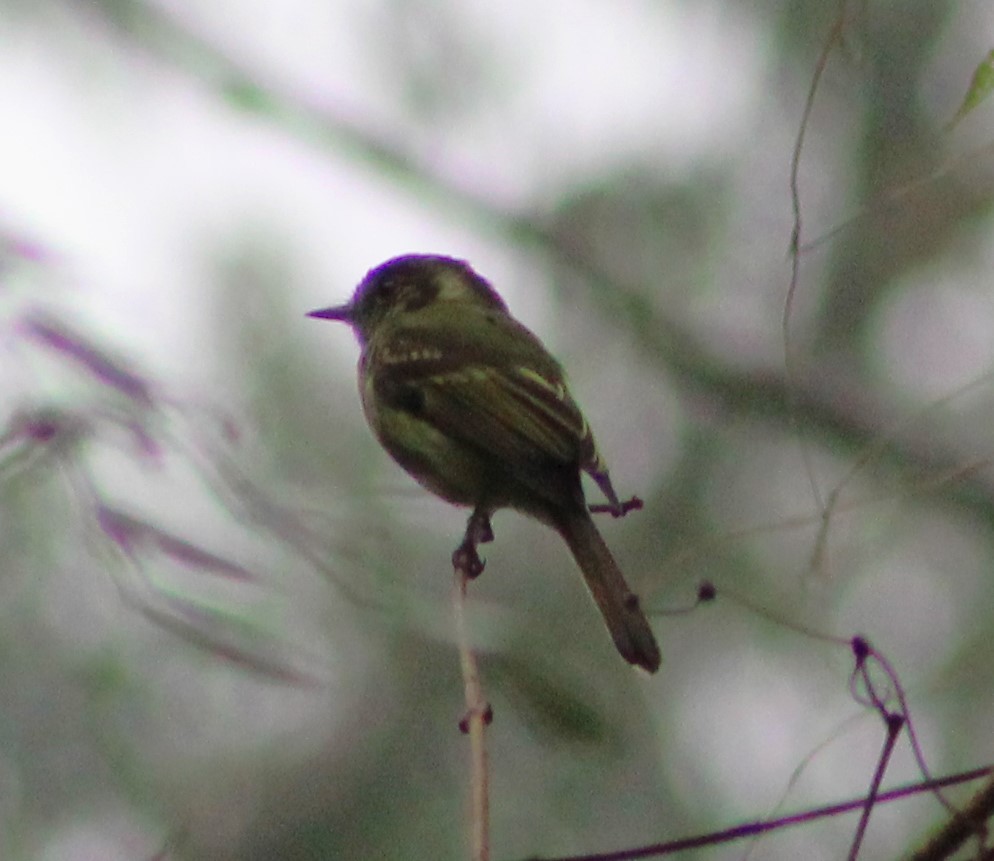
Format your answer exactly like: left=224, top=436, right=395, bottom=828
left=308, top=254, right=660, bottom=672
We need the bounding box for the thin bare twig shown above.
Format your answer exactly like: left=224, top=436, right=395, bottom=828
left=784, top=0, right=853, bottom=571
left=848, top=713, right=904, bottom=860
left=452, top=558, right=492, bottom=861
left=529, top=767, right=992, bottom=861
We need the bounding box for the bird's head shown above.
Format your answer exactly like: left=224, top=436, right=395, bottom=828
left=308, top=254, right=507, bottom=344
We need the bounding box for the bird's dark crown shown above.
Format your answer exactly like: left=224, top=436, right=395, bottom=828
left=348, top=255, right=506, bottom=336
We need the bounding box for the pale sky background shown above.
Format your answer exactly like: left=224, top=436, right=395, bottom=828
left=1, top=0, right=763, bottom=374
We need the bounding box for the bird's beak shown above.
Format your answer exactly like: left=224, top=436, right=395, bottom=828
left=307, top=302, right=353, bottom=323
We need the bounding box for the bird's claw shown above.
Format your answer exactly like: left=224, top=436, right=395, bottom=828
left=453, top=509, right=494, bottom=578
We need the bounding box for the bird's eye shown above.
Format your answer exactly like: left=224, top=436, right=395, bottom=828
left=365, top=278, right=401, bottom=314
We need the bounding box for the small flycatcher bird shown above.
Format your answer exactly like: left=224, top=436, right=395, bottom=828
left=309, top=255, right=660, bottom=672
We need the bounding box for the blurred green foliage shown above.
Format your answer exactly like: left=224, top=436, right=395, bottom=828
left=3, top=1, right=994, bottom=860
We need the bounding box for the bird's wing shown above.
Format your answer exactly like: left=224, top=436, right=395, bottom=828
left=371, top=311, right=600, bottom=481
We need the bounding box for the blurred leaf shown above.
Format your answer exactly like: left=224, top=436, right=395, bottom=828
left=948, top=49, right=994, bottom=130
left=22, top=312, right=155, bottom=405
left=134, top=593, right=320, bottom=686
left=489, top=654, right=616, bottom=747
left=97, top=505, right=259, bottom=583
left=222, top=78, right=276, bottom=114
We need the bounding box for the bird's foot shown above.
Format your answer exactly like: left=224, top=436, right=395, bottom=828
left=452, top=509, right=493, bottom=578
left=589, top=495, right=643, bottom=518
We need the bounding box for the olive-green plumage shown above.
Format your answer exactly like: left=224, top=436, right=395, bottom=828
left=309, top=254, right=660, bottom=672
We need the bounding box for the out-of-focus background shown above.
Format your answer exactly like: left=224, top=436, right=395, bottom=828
left=2, top=2, right=994, bottom=859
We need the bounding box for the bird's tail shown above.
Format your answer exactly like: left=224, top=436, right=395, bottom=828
left=553, top=510, right=661, bottom=673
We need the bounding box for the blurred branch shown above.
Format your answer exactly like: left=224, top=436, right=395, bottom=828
left=530, top=766, right=992, bottom=861
left=906, top=773, right=994, bottom=861
left=85, top=0, right=994, bottom=531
